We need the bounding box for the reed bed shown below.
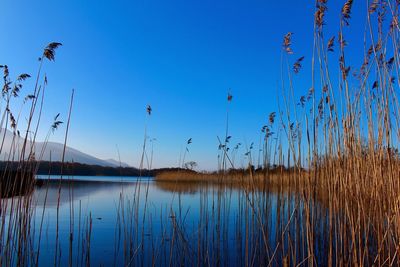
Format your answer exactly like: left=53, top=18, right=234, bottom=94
left=156, top=0, right=400, bottom=264
left=155, top=169, right=305, bottom=190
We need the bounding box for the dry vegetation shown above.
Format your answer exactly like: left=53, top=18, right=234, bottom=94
left=155, top=168, right=305, bottom=189
left=156, top=0, right=400, bottom=265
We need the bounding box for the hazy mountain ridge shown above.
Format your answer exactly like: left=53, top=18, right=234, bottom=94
left=104, top=158, right=131, bottom=168
left=0, top=129, right=130, bottom=167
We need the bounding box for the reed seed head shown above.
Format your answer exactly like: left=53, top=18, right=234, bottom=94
left=43, top=42, right=62, bottom=61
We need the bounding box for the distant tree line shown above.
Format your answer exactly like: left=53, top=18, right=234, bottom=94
left=0, top=161, right=301, bottom=177
left=0, top=161, right=188, bottom=177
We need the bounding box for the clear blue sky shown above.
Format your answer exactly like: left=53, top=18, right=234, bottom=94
left=0, top=0, right=367, bottom=169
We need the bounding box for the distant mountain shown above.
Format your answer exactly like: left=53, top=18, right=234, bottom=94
left=104, top=159, right=131, bottom=167
left=0, top=129, right=131, bottom=167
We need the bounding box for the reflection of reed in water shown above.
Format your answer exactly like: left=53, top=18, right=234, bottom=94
left=116, top=178, right=333, bottom=265
left=154, top=180, right=205, bottom=194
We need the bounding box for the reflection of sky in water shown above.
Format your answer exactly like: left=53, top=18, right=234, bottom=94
left=28, top=179, right=214, bottom=266
left=3, top=177, right=318, bottom=266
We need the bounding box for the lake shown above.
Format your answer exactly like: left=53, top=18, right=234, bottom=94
left=1, top=175, right=329, bottom=266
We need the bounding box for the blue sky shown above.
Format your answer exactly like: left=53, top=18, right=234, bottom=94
left=0, top=0, right=368, bottom=169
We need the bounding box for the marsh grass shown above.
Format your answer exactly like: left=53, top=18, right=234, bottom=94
left=0, top=43, right=89, bottom=267
left=155, top=0, right=400, bottom=265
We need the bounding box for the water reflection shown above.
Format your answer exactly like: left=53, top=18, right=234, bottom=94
left=1, top=177, right=328, bottom=266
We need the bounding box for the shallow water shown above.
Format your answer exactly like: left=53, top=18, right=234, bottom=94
left=1, top=175, right=328, bottom=266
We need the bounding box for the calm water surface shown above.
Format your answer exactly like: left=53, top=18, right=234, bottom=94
left=2, top=175, right=327, bottom=266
